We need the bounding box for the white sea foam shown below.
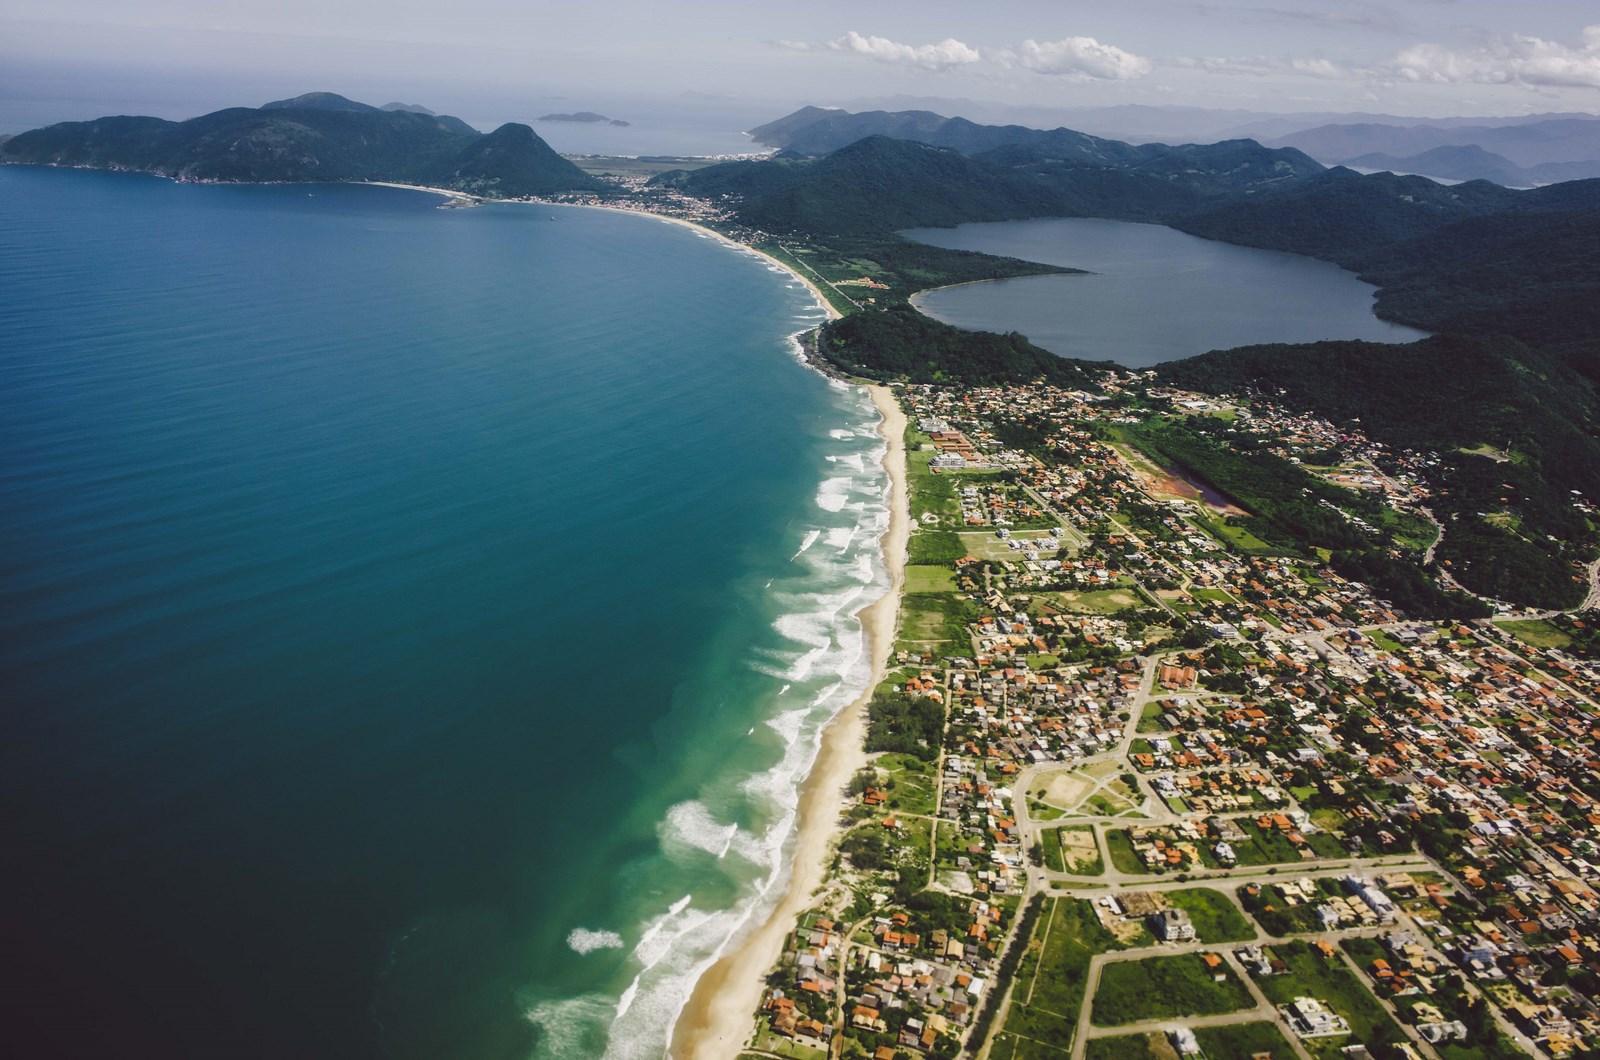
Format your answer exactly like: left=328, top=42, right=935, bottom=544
left=660, top=801, right=739, bottom=860
left=562, top=330, right=893, bottom=1060
left=791, top=528, right=821, bottom=559
left=567, top=928, right=626, bottom=954
left=524, top=993, right=615, bottom=1059
left=815, top=476, right=851, bottom=512
left=828, top=452, right=866, bottom=472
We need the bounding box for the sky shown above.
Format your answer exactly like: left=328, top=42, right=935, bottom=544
left=4, top=0, right=1600, bottom=136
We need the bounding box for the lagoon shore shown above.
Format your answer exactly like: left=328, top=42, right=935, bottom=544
left=671, top=382, right=908, bottom=1059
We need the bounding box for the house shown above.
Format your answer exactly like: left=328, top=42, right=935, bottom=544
left=1153, top=908, right=1197, bottom=942
left=1169, top=1026, right=1201, bottom=1055
left=1281, top=996, right=1351, bottom=1038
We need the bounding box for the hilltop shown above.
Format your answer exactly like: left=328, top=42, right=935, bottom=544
left=0, top=92, right=601, bottom=197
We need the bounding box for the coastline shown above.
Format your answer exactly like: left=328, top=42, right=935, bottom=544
left=582, top=198, right=909, bottom=1058
left=670, top=382, right=908, bottom=1060
left=365, top=179, right=903, bottom=1057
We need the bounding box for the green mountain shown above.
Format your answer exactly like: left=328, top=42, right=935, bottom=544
left=746, top=105, right=1324, bottom=180
left=0, top=93, right=600, bottom=196
left=655, top=134, right=1312, bottom=238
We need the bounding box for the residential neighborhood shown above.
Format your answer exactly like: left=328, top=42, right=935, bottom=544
left=741, top=371, right=1600, bottom=1060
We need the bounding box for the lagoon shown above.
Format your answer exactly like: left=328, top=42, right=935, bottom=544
left=904, top=217, right=1428, bottom=368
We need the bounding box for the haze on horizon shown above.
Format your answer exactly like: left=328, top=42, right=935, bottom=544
left=4, top=0, right=1600, bottom=137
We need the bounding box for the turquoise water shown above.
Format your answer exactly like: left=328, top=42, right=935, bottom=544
left=905, top=217, right=1428, bottom=367
left=0, top=167, right=888, bottom=1059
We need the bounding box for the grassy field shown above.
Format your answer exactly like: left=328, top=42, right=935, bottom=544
left=1046, top=588, right=1141, bottom=614
left=1163, top=888, right=1256, bottom=943
left=958, top=528, right=1064, bottom=561
left=1105, top=829, right=1150, bottom=875
left=1495, top=617, right=1573, bottom=651
left=1084, top=1033, right=1171, bottom=1060
left=1197, top=515, right=1280, bottom=555
left=897, top=592, right=975, bottom=656
left=875, top=752, right=939, bottom=816
left=994, top=898, right=1117, bottom=1056
left=1041, top=825, right=1104, bottom=875
left=1195, top=1022, right=1298, bottom=1060
left=1366, top=628, right=1406, bottom=654
left=904, top=564, right=958, bottom=594
left=1090, top=953, right=1253, bottom=1026
left=1251, top=941, right=1405, bottom=1056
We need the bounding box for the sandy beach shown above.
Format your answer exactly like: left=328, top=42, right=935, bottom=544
left=591, top=198, right=907, bottom=1058
left=373, top=181, right=902, bottom=1056
left=670, top=383, right=908, bottom=1058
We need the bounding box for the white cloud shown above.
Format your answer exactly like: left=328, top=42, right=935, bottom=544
left=1395, top=25, right=1600, bottom=90
left=1014, top=36, right=1152, bottom=80
left=827, top=30, right=981, bottom=72
left=1176, top=55, right=1360, bottom=79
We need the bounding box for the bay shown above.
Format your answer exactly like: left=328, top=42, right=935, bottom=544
left=0, top=167, right=885, bottom=1059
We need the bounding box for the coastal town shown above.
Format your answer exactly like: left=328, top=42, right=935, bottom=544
left=730, top=368, right=1600, bottom=1060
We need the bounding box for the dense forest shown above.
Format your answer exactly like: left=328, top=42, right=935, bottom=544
left=816, top=304, right=1108, bottom=387
left=1157, top=336, right=1599, bottom=608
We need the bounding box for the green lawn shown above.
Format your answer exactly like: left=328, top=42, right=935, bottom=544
left=1090, top=953, right=1253, bottom=1026
left=1163, top=888, right=1256, bottom=943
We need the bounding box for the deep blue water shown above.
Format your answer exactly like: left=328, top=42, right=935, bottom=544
left=0, top=167, right=886, bottom=1059
left=905, top=217, right=1429, bottom=367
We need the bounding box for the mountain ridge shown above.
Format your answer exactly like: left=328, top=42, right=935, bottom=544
left=0, top=93, right=598, bottom=197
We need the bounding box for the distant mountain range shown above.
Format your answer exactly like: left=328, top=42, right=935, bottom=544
left=1270, top=117, right=1600, bottom=185
left=793, top=95, right=1599, bottom=146
left=538, top=112, right=630, bottom=127
left=0, top=92, right=602, bottom=197
left=753, top=104, right=1600, bottom=189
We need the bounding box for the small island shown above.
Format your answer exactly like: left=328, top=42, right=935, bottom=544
left=538, top=111, right=630, bottom=127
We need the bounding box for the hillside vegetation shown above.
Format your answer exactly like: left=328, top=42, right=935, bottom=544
left=0, top=92, right=601, bottom=198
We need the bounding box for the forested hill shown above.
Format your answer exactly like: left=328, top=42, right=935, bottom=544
left=817, top=304, right=1108, bottom=388
left=0, top=92, right=602, bottom=197
left=653, top=134, right=1315, bottom=238
left=1156, top=335, right=1600, bottom=608
left=747, top=105, right=1324, bottom=177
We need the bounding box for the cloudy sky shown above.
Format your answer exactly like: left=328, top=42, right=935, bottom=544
left=4, top=0, right=1600, bottom=131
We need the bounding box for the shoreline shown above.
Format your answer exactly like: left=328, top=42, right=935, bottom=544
left=669, top=382, right=908, bottom=1060
left=353, top=180, right=903, bottom=1057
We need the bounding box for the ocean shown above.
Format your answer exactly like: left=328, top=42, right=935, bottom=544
left=904, top=217, right=1428, bottom=368
left=0, top=167, right=888, bottom=1059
